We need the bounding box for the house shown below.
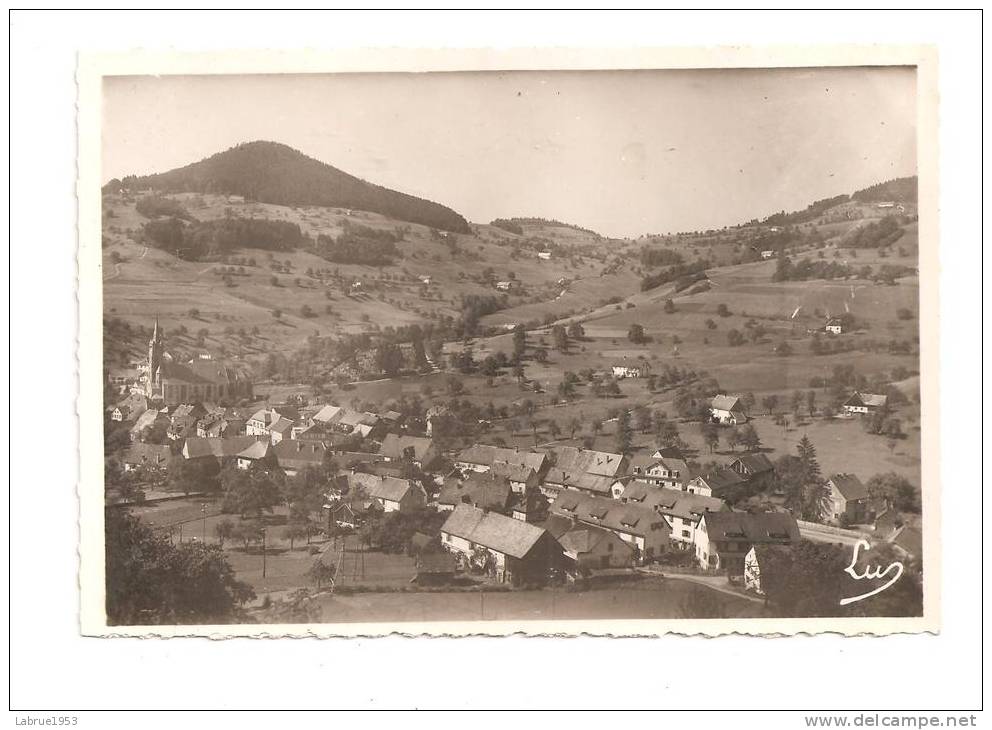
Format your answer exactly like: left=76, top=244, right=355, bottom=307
left=414, top=553, right=458, bottom=586
left=687, top=467, right=747, bottom=499
left=128, top=408, right=170, bottom=442
left=494, top=280, right=517, bottom=292
left=638, top=455, right=690, bottom=490
left=509, top=490, right=549, bottom=523
left=236, top=440, right=272, bottom=470
left=182, top=436, right=262, bottom=463
left=489, top=462, right=540, bottom=493
left=272, top=439, right=330, bottom=477
left=425, top=405, right=450, bottom=437
left=694, top=511, right=800, bottom=575
left=454, top=444, right=549, bottom=476
left=111, top=392, right=149, bottom=423
left=121, top=443, right=172, bottom=473
left=548, top=445, right=629, bottom=481
left=826, top=473, right=870, bottom=524
left=440, top=505, right=562, bottom=585
left=825, top=318, right=844, bottom=335
left=760, top=250, right=775, bottom=259
left=550, top=492, right=671, bottom=563
left=842, top=392, right=888, bottom=415
left=611, top=364, right=642, bottom=379
left=269, top=418, right=295, bottom=445
left=743, top=544, right=781, bottom=595
left=558, top=523, right=635, bottom=571
left=245, top=406, right=300, bottom=440
left=379, top=434, right=438, bottom=469
left=728, top=453, right=776, bottom=490
left=365, top=476, right=427, bottom=513
left=616, top=483, right=727, bottom=547
left=537, top=251, right=552, bottom=261
left=437, top=472, right=514, bottom=514
left=710, top=395, right=747, bottom=425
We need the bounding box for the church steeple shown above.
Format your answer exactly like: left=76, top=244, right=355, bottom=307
left=147, top=316, right=164, bottom=396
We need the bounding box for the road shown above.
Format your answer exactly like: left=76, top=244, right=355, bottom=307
left=798, top=523, right=867, bottom=547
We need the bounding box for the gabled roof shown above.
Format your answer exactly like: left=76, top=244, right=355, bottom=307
left=545, top=471, right=617, bottom=496
left=312, top=404, right=343, bottom=424
left=237, top=440, right=271, bottom=460
left=541, top=514, right=577, bottom=540
left=367, top=476, right=422, bottom=504
left=559, top=524, right=632, bottom=558
left=130, top=408, right=169, bottom=434
left=122, top=443, right=172, bottom=465
left=844, top=392, right=888, bottom=408
left=701, top=511, right=800, bottom=544
left=693, top=467, right=747, bottom=493
left=618, top=483, right=726, bottom=522
left=183, top=436, right=261, bottom=459
left=455, top=444, right=548, bottom=472
left=380, top=433, right=435, bottom=461
left=829, top=473, right=869, bottom=501
left=441, top=505, right=550, bottom=560
left=269, top=417, right=295, bottom=434
left=549, top=492, right=670, bottom=539
left=550, top=445, right=627, bottom=479
left=730, top=453, right=775, bottom=475
left=711, top=394, right=743, bottom=412
left=439, top=472, right=513, bottom=510
left=892, top=525, right=922, bottom=558
left=490, top=461, right=537, bottom=483
left=272, top=439, right=328, bottom=468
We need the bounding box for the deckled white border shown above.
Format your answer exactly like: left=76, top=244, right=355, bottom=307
left=77, top=45, right=940, bottom=638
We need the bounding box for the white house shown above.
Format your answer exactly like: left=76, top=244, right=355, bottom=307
left=710, top=394, right=747, bottom=425
left=842, top=392, right=888, bottom=415
left=550, top=492, right=671, bottom=563
left=538, top=251, right=552, bottom=261
left=825, top=318, right=844, bottom=335
left=693, top=512, right=799, bottom=574
left=760, top=250, right=775, bottom=259
left=611, top=364, right=642, bottom=379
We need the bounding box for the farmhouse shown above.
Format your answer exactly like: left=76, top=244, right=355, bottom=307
left=710, top=395, right=747, bottom=425
left=634, top=454, right=690, bottom=490
left=694, top=512, right=800, bottom=574
left=494, top=280, right=517, bottom=292
left=549, top=445, right=629, bottom=481
left=365, top=476, right=427, bottom=513
left=541, top=471, right=625, bottom=500
left=236, top=440, right=272, bottom=470
left=537, top=251, right=552, bottom=261
left=825, top=317, right=844, bottom=335
left=550, top=492, right=671, bottom=562
left=842, top=392, right=888, bottom=415
left=489, top=461, right=540, bottom=493
left=760, top=250, right=775, bottom=259
left=182, top=436, right=262, bottom=464
left=440, top=505, right=561, bottom=585
left=272, top=439, right=329, bottom=477
left=826, top=473, right=870, bottom=524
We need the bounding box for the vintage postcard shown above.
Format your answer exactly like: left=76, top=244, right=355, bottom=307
left=78, top=46, right=940, bottom=637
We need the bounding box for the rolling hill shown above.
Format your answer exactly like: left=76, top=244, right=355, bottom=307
left=110, top=141, right=472, bottom=233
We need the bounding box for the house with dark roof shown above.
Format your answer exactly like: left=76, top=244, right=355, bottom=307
left=121, top=443, right=173, bottom=473
left=891, top=525, right=922, bottom=560
left=710, top=394, right=748, bottom=425
left=558, top=523, right=635, bottom=571
left=729, top=453, right=776, bottom=490
left=182, top=436, right=262, bottom=463
left=454, top=444, right=549, bottom=476
left=509, top=490, right=549, bottom=523
left=827, top=473, right=870, bottom=524
left=687, top=467, right=748, bottom=499
left=379, top=434, right=438, bottom=469
left=616, top=483, right=727, bottom=547
left=550, top=492, right=671, bottom=563
left=414, top=552, right=458, bottom=586
left=694, top=511, right=800, bottom=575
left=843, top=392, right=888, bottom=415
left=365, top=476, right=427, bottom=513
left=272, top=439, right=330, bottom=476
left=490, top=461, right=540, bottom=493
left=440, top=505, right=562, bottom=585
left=438, top=472, right=514, bottom=514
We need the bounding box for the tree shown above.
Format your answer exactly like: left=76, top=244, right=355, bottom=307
left=700, top=422, right=720, bottom=453
left=716, top=303, right=731, bottom=317
left=775, top=341, right=793, bottom=357
left=168, top=457, right=220, bottom=495
left=187, top=307, right=200, bottom=319
left=567, top=322, right=585, bottom=339
left=105, top=509, right=254, bottom=625
left=796, top=435, right=821, bottom=483
left=791, top=390, right=804, bottom=418
left=215, top=518, right=236, bottom=548
left=548, top=421, right=562, bottom=441
left=866, top=472, right=921, bottom=513
left=738, top=423, right=761, bottom=452
left=762, top=394, right=779, bottom=415
left=725, top=427, right=740, bottom=452
left=727, top=329, right=744, bottom=347
left=635, top=407, right=654, bottom=434
left=283, top=522, right=309, bottom=551
left=512, top=325, right=526, bottom=360
left=220, top=466, right=285, bottom=519
left=306, top=559, right=337, bottom=590
left=627, top=323, right=646, bottom=344
left=663, top=299, right=677, bottom=314
left=615, top=410, right=633, bottom=455
left=552, top=324, right=569, bottom=353
left=568, top=417, right=581, bottom=440
left=806, top=390, right=817, bottom=417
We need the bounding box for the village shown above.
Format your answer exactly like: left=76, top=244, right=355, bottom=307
left=104, top=310, right=923, bottom=622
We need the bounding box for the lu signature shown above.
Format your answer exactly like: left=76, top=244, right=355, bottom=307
left=839, top=539, right=904, bottom=606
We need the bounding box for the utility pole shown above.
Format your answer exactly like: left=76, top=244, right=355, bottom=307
left=261, top=527, right=267, bottom=579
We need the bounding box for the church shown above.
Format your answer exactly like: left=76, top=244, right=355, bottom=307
left=145, top=318, right=253, bottom=405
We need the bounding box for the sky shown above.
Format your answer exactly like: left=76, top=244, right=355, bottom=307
left=103, top=67, right=917, bottom=238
